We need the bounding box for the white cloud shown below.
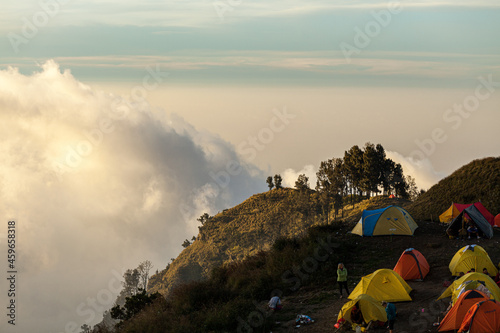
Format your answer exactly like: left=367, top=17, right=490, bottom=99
left=386, top=151, right=446, bottom=191
left=0, top=61, right=265, bottom=333
left=282, top=164, right=317, bottom=189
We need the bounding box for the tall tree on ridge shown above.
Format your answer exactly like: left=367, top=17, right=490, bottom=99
left=344, top=145, right=364, bottom=204
left=330, top=158, right=347, bottom=219
left=274, top=174, right=283, bottom=189
left=316, top=159, right=334, bottom=224
left=383, top=158, right=396, bottom=195
left=375, top=144, right=387, bottom=194
left=361, top=142, right=380, bottom=197
left=295, top=174, right=310, bottom=191
left=393, top=163, right=408, bottom=198
left=266, top=176, right=274, bottom=191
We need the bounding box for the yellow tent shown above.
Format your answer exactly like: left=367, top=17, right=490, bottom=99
left=449, top=245, right=498, bottom=277
left=439, top=204, right=462, bottom=223
left=351, top=206, right=418, bottom=236
left=338, top=294, right=387, bottom=324
left=438, top=272, right=500, bottom=304
left=349, top=269, right=412, bottom=302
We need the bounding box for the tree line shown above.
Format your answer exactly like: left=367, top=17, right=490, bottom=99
left=266, top=142, right=419, bottom=220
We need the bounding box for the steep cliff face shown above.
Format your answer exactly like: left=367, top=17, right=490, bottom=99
left=148, top=188, right=324, bottom=295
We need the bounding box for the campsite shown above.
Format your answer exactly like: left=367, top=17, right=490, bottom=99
left=266, top=204, right=500, bottom=332
left=93, top=158, right=500, bottom=333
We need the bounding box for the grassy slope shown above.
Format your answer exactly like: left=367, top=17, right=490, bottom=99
left=408, top=157, right=500, bottom=221
left=149, top=157, right=500, bottom=297
left=148, top=188, right=325, bottom=295
left=136, top=157, right=500, bottom=332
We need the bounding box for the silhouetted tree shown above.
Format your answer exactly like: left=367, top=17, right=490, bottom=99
left=137, top=260, right=153, bottom=292
left=110, top=290, right=162, bottom=321
left=316, top=160, right=334, bottom=223
left=383, top=158, right=396, bottom=195
left=375, top=143, right=387, bottom=193
left=80, top=324, right=91, bottom=333
left=361, top=142, right=380, bottom=196
left=344, top=145, right=363, bottom=205
left=274, top=174, right=283, bottom=189
left=122, top=269, right=140, bottom=296
left=393, top=163, right=408, bottom=198
left=295, top=174, right=309, bottom=191
left=406, top=175, right=419, bottom=201
left=197, top=213, right=211, bottom=225
left=330, top=158, right=347, bottom=219
left=266, top=176, right=274, bottom=190
left=182, top=239, right=191, bottom=248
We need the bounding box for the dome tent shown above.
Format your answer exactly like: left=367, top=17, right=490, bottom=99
left=438, top=272, right=500, bottom=304
left=438, top=289, right=490, bottom=332
left=337, top=294, right=387, bottom=325
left=449, top=244, right=498, bottom=277
left=458, top=300, right=500, bottom=333
left=351, top=206, right=418, bottom=236
left=393, top=248, right=430, bottom=281
left=349, top=269, right=412, bottom=302
left=494, top=213, right=500, bottom=228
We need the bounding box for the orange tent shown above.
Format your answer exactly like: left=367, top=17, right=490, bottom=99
left=494, top=214, right=500, bottom=228
left=393, top=248, right=430, bottom=281
left=438, top=290, right=490, bottom=332
left=458, top=300, right=500, bottom=333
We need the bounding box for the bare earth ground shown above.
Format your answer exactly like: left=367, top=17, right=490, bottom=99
left=266, top=222, right=500, bottom=333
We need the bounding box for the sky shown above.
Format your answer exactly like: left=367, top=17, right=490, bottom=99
left=0, top=1, right=499, bottom=332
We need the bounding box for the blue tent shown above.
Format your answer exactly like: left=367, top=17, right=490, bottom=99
left=351, top=206, right=418, bottom=236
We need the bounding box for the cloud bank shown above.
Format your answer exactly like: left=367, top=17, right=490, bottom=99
left=386, top=151, right=446, bottom=191
left=0, top=61, right=265, bottom=333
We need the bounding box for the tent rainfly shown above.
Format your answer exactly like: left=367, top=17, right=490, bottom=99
left=337, top=294, right=387, bottom=325
left=449, top=244, right=498, bottom=277
left=439, top=202, right=495, bottom=225
left=438, top=289, right=490, bottom=332
left=351, top=206, right=418, bottom=237
left=393, top=248, right=430, bottom=281
left=349, top=269, right=412, bottom=302
left=458, top=300, right=500, bottom=333
left=446, top=205, right=494, bottom=239
left=438, top=272, right=500, bottom=304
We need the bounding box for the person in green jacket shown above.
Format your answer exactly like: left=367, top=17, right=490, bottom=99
left=337, top=263, right=349, bottom=298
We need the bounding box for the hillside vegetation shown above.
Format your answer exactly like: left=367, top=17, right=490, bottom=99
left=408, top=157, right=500, bottom=221
left=149, top=142, right=420, bottom=296
left=148, top=188, right=327, bottom=296
left=91, top=156, right=500, bottom=333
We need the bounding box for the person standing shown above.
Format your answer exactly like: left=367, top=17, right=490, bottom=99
left=337, top=263, right=349, bottom=299
left=382, top=301, right=396, bottom=333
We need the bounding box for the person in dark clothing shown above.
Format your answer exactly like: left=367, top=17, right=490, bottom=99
left=382, top=301, right=396, bottom=333
left=351, top=303, right=363, bottom=325
left=466, top=220, right=479, bottom=239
